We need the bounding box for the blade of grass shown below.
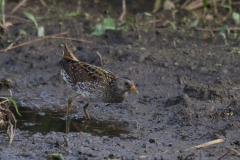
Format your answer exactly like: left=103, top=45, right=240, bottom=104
left=8, top=99, right=21, bottom=116
left=213, top=0, right=218, bottom=16
left=126, top=17, right=134, bottom=23
left=9, top=89, right=13, bottom=99
left=0, top=89, right=21, bottom=116
left=24, top=12, right=38, bottom=28
left=0, top=97, right=8, bottom=100
left=228, top=0, right=232, bottom=6
left=153, top=0, right=162, bottom=13
left=186, top=9, right=199, bottom=19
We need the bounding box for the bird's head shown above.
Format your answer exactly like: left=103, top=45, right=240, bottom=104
left=115, top=77, right=139, bottom=94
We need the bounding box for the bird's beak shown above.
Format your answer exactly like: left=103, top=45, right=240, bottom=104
left=130, top=86, right=139, bottom=94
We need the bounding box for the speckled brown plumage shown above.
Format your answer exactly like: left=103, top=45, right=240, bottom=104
left=59, top=44, right=138, bottom=120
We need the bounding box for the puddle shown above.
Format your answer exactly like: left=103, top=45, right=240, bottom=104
left=0, top=105, right=131, bottom=138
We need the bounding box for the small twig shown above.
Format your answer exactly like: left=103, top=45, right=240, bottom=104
left=128, top=22, right=135, bottom=31
left=0, top=104, right=17, bottom=144
left=218, top=150, right=231, bottom=160
left=185, top=0, right=204, bottom=10
left=59, top=22, right=63, bottom=36
left=162, top=20, right=175, bottom=29
left=153, top=16, right=156, bottom=30
left=0, top=32, right=68, bottom=53
left=232, top=2, right=240, bottom=4
left=185, top=139, right=224, bottom=151
left=152, top=16, right=156, bottom=41
left=213, top=0, right=218, bottom=16
left=39, top=0, right=47, bottom=7
left=77, top=0, right=81, bottom=14
left=195, top=27, right=215, bottom=37
left=173, top=0, right=180, bottom=3
left=10, top=0, right=27, bottom=15
left=195, top=27, right=220, bottom=32
left=5, top=37, right=21, bottom=52
left=181, top=0, right=191, bottom=9
left=226, top=28, right=240, bottom=31
left=8, top=120, right=15, bottom=144
left=219, top=146, right=240, bottom=160
left=184, top=0, right=222, bottom=10
left=221, top=0, right=226, bottom=5
left=202, top=7, right=206, bottom=19
left=96, top=51, right=103, bottom=66
left=0, top=14, right=31, bottom=22
left=195, top=27, right=240, bottom=36
left=119, top=0, right=126, bottom=21
left=0, top=21, right=7, bottom=31
left=1, top=0, right=5, bottom=26
left=148, top=19, right=162, bottom=23
left=226, top=146, right=240, bottom=156
left=52, top=37, right=92, bottom=44
left=0, top=99, right=9, bottom=105
left=172, top=11, right=176, bottom=20
left=209, top=105, right=215, bottom=116
left=218, top=7, right=232, bottom=23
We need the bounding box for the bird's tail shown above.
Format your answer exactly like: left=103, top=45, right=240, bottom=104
left=61, top=44, right=79, bottom=61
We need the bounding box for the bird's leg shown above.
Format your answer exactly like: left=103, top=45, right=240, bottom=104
left=67, top=96, right=78, bottom=117
left=66, top=118, right=70, bottom=134
left=83, top=102, right=93, bottom=120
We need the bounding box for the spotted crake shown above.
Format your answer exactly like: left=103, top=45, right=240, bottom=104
left=59, top=44, right=138, bottom=120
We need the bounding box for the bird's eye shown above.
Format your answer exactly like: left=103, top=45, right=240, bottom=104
left=125, top=82, right=129, bottom=85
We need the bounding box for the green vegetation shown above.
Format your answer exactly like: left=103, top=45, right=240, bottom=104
left=0, top=0, right=238, bottom=45
left=0, top=90, right=21, bottom=117
left=0, top=0, right=5, bottom=26
left=219, top=26, right=228, bottom=45
left=93, top=17, right=115, bottom=36
left=232, top=12, right=240, bottom=24
left=18, top=29, right=27, bottom=36
left=24, top=12, right=45, bottom=37
left=7, top=39, right=13, bottom=43
left=126, top=17, right=134, bottom=23
left=47, top=153, right=64, bottom=160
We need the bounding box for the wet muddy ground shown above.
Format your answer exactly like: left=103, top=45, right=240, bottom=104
left=1, top=0, right=240, bottom=159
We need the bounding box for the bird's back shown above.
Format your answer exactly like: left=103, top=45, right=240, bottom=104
left=59, top=44, right=119, bottom=102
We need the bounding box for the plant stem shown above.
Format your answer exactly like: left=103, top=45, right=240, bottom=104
left=1, top=0, right=5, bottom=26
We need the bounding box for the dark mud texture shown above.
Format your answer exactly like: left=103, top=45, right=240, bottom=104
left=1, top=0, right=240, bottom=160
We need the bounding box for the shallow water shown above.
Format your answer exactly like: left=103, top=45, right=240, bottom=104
left=1, top=105, right=130, bottom=138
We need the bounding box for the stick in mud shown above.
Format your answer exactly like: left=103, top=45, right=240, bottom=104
left=0, top=32, right=92, bottom=53
left=185, top=139, right=224, bottom=151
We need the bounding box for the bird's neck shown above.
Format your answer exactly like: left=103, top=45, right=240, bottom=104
left=115, top=91, right=128, bottom=102
left=109, top=82, right=128, bottom=103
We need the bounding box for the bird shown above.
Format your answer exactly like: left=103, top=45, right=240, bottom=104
left=59, top=44, right=138, bottom=120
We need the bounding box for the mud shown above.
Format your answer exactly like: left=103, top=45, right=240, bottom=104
left=0, top=0, right=240, bottom=159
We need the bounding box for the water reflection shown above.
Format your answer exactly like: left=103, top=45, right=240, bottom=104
left=3, top=105, right=130, bottom=137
